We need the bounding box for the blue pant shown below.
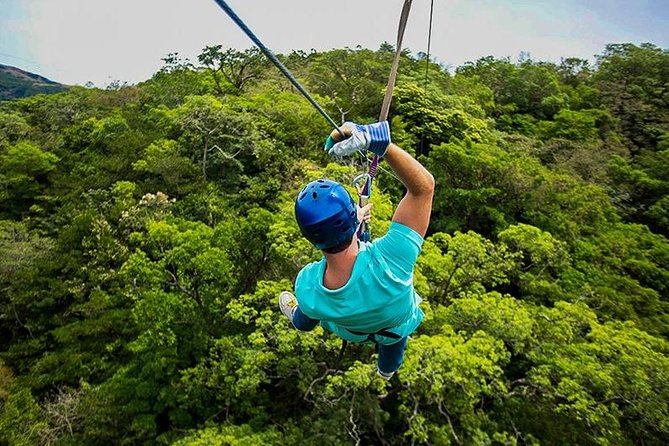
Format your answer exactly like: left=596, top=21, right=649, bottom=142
left=293, top=307, right=408, bottom=374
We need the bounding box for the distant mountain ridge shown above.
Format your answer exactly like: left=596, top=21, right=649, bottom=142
left=0, top=64, right=67, bottom=100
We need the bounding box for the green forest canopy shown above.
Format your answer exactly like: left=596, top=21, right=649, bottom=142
left=1, top=42, right=668, bottom=445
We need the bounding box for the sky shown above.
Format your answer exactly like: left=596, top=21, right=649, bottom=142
left=1, top=0, right=667, bottom=87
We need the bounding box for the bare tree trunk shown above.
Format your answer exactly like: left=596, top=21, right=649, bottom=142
left=202, top=137, right=208, bottom=181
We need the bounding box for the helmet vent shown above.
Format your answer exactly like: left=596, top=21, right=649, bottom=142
left=312, top=192, right=318, bottom=199
left=299, top=193, right=307, bottom=200
left=319, top=184, right=329, bottom=188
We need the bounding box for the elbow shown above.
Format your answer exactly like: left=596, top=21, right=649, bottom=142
left=412, top=172, right=434, bottom=197
left=426, top=172, right=435, bottom=193
left=421, top=171, right=435, bottom=196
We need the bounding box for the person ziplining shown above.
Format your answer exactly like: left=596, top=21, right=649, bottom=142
left=212, top=0, right=434, bottom=379
left=280, top=122, right=434, bottom=380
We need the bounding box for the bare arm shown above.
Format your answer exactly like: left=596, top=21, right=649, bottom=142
left=328, top=126, right=435, bottom=237
left=383, top=144, right=434, bottom=237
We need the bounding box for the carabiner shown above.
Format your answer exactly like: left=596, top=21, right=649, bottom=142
left=353, top=173, right=372, bottom=242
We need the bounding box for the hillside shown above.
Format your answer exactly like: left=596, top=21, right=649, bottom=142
left=0, top=64, right=67, bottom=100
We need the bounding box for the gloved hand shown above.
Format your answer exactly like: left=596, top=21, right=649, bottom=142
left=324, top=121, right=391, bottom=157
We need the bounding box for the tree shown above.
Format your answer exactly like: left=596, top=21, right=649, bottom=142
left=303, top=48, right=388, bottom=123
left=558, top=57, right=593, bottom=87
left=498, top=223, right=570, bottom=304
left=198, top=46, right=265, bottom=94
left=174, top=95, right=261, bottom=185
left=608, top=150, right=669, bottom=235
left=143, top=53, right=209, bottom=108
left=132, top=139, right=200, bottom=196
left=0, top=141, right=59, bottom=218
left=0, top=111, right=31, bottom=148
left=595, top=43, right=669, bottom=152
left=457, top=57, right=566, bottom=119
left=423, top=141, right=510, bottom=235
left=417, top=231, right=518, bottom=304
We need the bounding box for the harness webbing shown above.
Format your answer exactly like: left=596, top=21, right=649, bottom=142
left=337, top=1, right=414, bottom=370
left=357, top=0, right=413, bottom=242
left=347, top=327, right=402, bottom=341
left=335, top=326, right=402, bottom=371
left=378, top=0, right=413, bottom=122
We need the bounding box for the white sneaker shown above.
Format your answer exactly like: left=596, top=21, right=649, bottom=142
left=279, top=291, right=297, bottom=323
left=377, top=368, right=395, bottom=381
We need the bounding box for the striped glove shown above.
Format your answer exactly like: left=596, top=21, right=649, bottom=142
left=324, top=121, right=391, bottom=157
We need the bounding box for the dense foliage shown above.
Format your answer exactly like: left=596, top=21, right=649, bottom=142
left=1, top=43, right=668, bottom=445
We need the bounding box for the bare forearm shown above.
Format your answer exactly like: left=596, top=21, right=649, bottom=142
left=326, top=124, right=434, bottom=236
left=383, top=144, right=435, bottom=196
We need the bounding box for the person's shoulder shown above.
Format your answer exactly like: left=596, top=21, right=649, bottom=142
left=296, top=258, right=324, bottom=286
left=374, top=222, right=424, bottom=247
left=369, top=222, right=424, bottom=274
left=295, top=258, right=325, bottom=313
left=389, top=221, right=423, bottom=239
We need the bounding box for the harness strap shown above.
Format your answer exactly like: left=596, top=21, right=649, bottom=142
left=341, top=1, right=413, bottom=367
left=346, top=327, right=403, bottom=342
left=357, top=0, right=413, bottom=241
left=378, top=0, right=413, bottom=122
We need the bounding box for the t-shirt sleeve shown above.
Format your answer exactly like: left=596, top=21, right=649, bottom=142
left=372, top=222, right=424, bottom=280
left=294, top=265, right=321, bottom=320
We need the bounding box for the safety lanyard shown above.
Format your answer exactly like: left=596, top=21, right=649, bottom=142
left=356, top=0, right=413, bottom=242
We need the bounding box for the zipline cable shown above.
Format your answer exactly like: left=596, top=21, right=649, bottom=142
left=210, top=0, right=344, bottom=138
left=419, top=0, right=435, bottom=153
left=424, top=0, right=435, bottom=89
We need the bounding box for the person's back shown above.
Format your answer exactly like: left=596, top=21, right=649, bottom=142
left=296, top=221, right=424, bottom=344
left=280, top=121, right=434, bottom=379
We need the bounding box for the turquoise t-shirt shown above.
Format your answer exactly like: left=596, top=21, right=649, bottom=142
left=295, top=222, right=424, bottom=345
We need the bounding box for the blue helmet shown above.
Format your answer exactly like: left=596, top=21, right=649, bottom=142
left=295, top=179, right=358, bottom=250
